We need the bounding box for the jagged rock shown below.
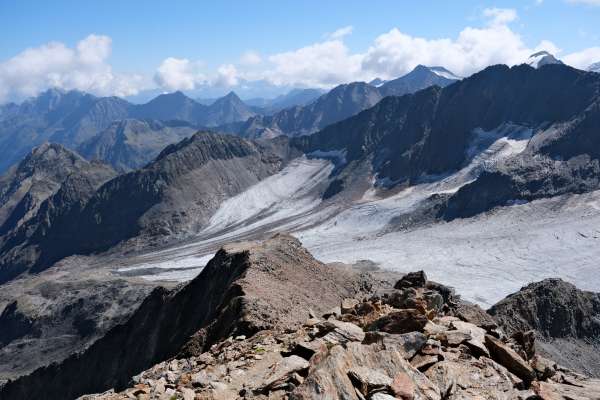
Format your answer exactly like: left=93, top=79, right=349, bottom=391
left=451, top=320, right=489, bottom=357
left=391, top=372, right=416, bottom=400
left=410, top=354, right=440, bottom=371
left=317, top=319, right=366, bottom=344
left=341, top=298, right=360, bottom=314
left=531, top=355, right=556, bottom=380
left=484, top=335, right=536, bottom=383
left=363, top=331, right=427, bottom=359
left=532, top=379, right=600, bottom=400
left=291, top=342, right=441, bottom=400
left=370, top=393, right=398, bottom=400
left=347, top=366, right=393, bottom=396
left=255, top=355, right=309, bottom=393
left=394, top=271, right=428, bottom=289
left=437, top=330, right=471, bottom=347
left=425, top=357, right=523, bottom=399
left=454, top=302, right=498, bottom=331
left=368, top=309, right=428, bottom=334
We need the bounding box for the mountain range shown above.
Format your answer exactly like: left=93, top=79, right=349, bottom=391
left=226, top=65, right=460, bottom=138
left=3, top=57, right=600, bottom=396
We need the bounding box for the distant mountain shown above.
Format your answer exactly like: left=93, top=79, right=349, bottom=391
left=379, top=65, right=460, bottom=97
left=368, top=78, right=387, bottom=87
left=202, top=91, right=256, bottom=126
left=231, top=82, right=382, bottom=138
left=296, top=63, right=600, bottom=214
left=0, top=90, right=258, bottom=173
left=589, top=62, right=600, bottom=73
left=78, top=119, right=197, bottom=171
left=245, top=88, right=325, bottom=114
left=131, top=91, right=202, bottom=123
left=227, top=66, right=459, bottom=139
left=525, top=51, right=563, bottom=68
left=0, top=89, right=131, bottom=171
left=0, top=132, right=296, bottom=282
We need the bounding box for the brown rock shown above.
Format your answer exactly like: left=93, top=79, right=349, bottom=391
left=363, top=331, right=427, bottom=359
left=410, top=354, right=440, bottom=372
left=341, top=298, right=360, bottom=314
left=368, top=309, right=428, bottom=334
left=391, top=372, right=415, bottom=400
left=484, top=334, right=536, bottom=383
left=395, top=271, right=428, bottom=289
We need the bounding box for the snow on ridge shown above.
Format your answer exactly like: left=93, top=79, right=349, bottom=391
left=201, top=156, right=332, bottom=236
left=428, top=67, right=461, bottom=80
left=307, top=149, right=347, bottom=166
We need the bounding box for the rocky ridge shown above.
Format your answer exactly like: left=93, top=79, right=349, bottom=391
left=36, top=239, right=596, bottom=400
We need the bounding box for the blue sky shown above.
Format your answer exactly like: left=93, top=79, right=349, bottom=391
left=1, top=0, right=599, bottom=102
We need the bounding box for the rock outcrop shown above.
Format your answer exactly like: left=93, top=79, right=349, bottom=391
left=7, top=238, right=592, bottom=400
left=489, top=278, right=600, bottom=377
left=0, top=234, right=385, bottom=399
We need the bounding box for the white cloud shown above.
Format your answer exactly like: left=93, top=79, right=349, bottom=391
left=327, top=26, right=354, bottom=40
left=265, top=39, right=365, bottom=88
left=482, top=8, right=518, bottom=26
left=563, top=47, right=600, bottom=69
left=0, top=34, right=145, bottom=102
left=360, top=9, right=540, bottom=79
left=154, top=57, right=206, bottom=91
left=214, top=64, right=239, bottom=87
left=240, top=50, right=262, bottom=66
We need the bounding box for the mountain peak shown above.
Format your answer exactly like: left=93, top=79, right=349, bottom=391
left=589, top=62, right=600, bottom=73
left=526, top=51, right=563, bottom=68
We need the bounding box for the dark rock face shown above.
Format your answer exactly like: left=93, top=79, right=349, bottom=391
left=395, top=271, right=428, bottom=289
left=0, top=132, right=295, bottom=282
left=295, top=64, right=600, bottom=213
left=0, top=234, right=382, bottom=400
left=77, top=119, right=197, bottom=171
left=489, top=279, right=600, bottom=377
left=231, top=82, right=383, bottom=138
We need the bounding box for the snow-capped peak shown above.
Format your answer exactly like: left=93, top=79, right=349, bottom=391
left=526, top=51, right=563, bottom=69
left=588, top=62, right=600, bottom=73
left=427, top=66, right=461, bottom=81
left=368, top=78, right=387, bottom=87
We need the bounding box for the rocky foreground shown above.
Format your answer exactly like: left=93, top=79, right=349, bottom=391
left=3, top=234, right=600, bottom=399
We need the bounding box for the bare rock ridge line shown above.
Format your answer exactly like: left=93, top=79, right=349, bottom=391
left=0, top=234, right=385, bottom=399
left=2, top=235, right=599, bottom=399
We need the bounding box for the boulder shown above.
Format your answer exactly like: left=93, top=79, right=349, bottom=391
left=255, top=355, right=310, bottom=393
left=291, top=342, right=441, bottom=400
left=451, top=320, right=490, bottom=357
left=425, top=358, right=523, bottom=399
left=317, top=319, right=366, bottom=344
left=484, top=335, right=536, bottom=383
left=368, top=309, right=428, bottom=334
left=395, top=271, right=428, bottom=289
left=363, top=331, right=427, bottom=359
left=347, top=366, right=393, bottom=396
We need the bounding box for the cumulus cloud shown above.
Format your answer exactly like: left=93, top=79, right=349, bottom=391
left=240, top=51, right=262, bottom=66
left=482, top=8, right=518, bottom=26
left=214, top=64, right=239, bottom=87
left=360, top=8, right=544, bottom=79
left=326, top=26, right=354, bottom=40
left=154, top=57, right=206, bottom=91
left=264, top=39, right=365, bottom=88
left=0, top=34, right=145, bottom=102
left=563, top=47, right=600, bottom=69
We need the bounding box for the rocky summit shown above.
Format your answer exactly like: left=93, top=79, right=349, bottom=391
left=2, top=235, right=597, bottom=400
